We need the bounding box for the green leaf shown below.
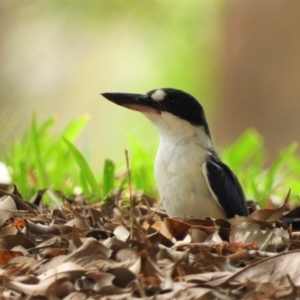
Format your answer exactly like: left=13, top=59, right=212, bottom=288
left=63, top=137, right=100, bottom=197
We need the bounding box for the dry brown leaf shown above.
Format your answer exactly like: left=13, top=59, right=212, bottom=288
left=5, top=189, right=36, bottom=213
left=63, top=292, right=87, bottom=300
left=128, top=254, right=141, bottom=275
left=173, top=265, right=203, bottom=279
left=230, top=222, right=272, bottom=246
left=227, top=250, right=252, bottom=266
left=4, top=262, right=86, bottom=296
left=0, top=226, right=18, bottom=237
left=6, top=219, right=25, bottom=228
left=0, top=195, right=17, bottom=227
left=75, top=272, right=115, bottom=291
left=227, top=242, right=258, bottom=253
left=196, top=248, right=239, bottom=273
left=83, top=229, right=113, bottom=240
left=164, top=218, right=191, bottom=240
left=115, top=247, right=139, bottom=262
left=52, top=223, right=73, bottom=234
left=183, top=271, right=232, bottom=285
left=157, top=247, right=188, bottom=264
left=113, top=225, right=130, bottom=242
left=250, top=190, right=290, bottom=222
left=71, top=224, right=83, bottom=248
left=140, top=249, right=165, bottom=280
left=98, top=285, right=131, bottom=296
left=67, top=237, right=112, bottom=262
left=0, top=249, right=23, bottom=264
left=183, top=287, right=216, bottom=300
left=37, top=248, right=65, bottom=259
left=182, top=218, right=215, bottom=227
left=106, top=267, right=136, bottom=288
left=152, top=220, right=172, bottom=239
left=25, top=220, right=60, bottom=235
left=64, top=199, right=82, bottom=217
left=226, top=249, right=300, bottom=285
left=1, top=185, right=300, bottom=299
left=65, top=216, right=91, bottom=229
left=147, top=227, right=174, bottom=247
left=33, top=236, right=61, bottom=250
left=189, top=228, right=208, bottom=243
left=137, top=274, right=161, bottom=294
left=0, top=262, right=28, bottom=277
left=205, top=230, right=223, bottom=243
left=0, top=234, right=35, bottom=250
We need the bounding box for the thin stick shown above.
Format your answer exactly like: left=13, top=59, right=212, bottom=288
left=125, top=150, right=134, bottom=244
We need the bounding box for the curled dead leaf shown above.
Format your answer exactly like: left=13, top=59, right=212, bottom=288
left=164, top=218, right=191, bottom=240
left=250, top=190, right=290, bottom=222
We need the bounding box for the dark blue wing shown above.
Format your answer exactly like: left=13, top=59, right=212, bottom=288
left=205, top=158, right=248, bottom=218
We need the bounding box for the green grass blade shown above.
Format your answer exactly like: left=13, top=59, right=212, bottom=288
left=222, top=129, right=264, bottom=168
left=79, top=170, right=90, bottom=195
left=103, top=159, right=115, bottom=196
left=31, top=114, right=48, bottom=188
left=63, top=137, right=100, bottom=197
left=264, top=143, right=298, bottom=195
left=126, top=134, right=156, bottom=195
left=17, top=161, right=27, bottom=197
left=62, top=115, right=90, bottom=141
left=38, top=117, right=56, bottom=136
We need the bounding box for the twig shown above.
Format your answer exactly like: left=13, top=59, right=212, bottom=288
left=149, top=197, right=165, bottom=218
left=125, top=150, right=134, bottom=245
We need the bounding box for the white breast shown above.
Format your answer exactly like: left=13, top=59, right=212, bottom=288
left=147, top=112, right=225, bottom=219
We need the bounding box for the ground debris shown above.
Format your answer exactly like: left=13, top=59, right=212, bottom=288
left=0, top=188, right=300, bottom=299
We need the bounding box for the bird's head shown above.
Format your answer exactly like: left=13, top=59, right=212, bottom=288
left=102, top=88, right=210, bottom=140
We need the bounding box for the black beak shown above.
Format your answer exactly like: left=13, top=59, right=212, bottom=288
left=101, top=92, right=160, bottom=114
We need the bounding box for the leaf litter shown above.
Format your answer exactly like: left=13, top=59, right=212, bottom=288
left=0, top=188, right=300, bottom=299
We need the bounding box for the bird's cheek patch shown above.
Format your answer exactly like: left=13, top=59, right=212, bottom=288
left=151, top=89, right=166, bottom=101
left=123, top=104, right=160, bottom=114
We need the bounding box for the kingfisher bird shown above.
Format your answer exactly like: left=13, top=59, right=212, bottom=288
left=102, top=88, right=248, bottom=219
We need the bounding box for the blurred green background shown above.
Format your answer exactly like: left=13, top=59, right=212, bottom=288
left=0, top=1, right=222, bottom=170
left=1, top=0, right=300, bottom=171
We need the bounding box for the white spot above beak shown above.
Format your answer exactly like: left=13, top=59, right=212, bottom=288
left=151, top=89, right=166, bottom=102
